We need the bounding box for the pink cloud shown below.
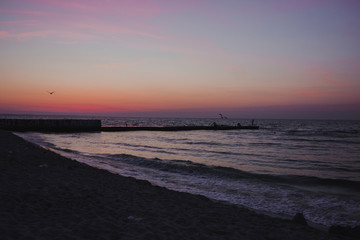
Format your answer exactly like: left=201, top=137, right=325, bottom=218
left=231, top=66, right=243, bottom=72
left=94, top=60, right=143, bottom=69
left=320, top=79, right=350, bottom=86
left=300, top=68, right=334, bottom=82
left=56, top=40, right=78, bottom=45
left=27, top=0, right=164, bottom=17
left=51, top=0, right=99, bottom=12
left=0, top=2, right=223, bottom=56
left=0, top=30, right=55, bottom=39
left=55, top=31, right=95, bottom=39
left=22, top=0, right=99, bottom=12
left=290, top=80, right=360, bottom=102
left=0, top=1, right=244, bottom=60
left=296, top=67, right=355, bottom=87
left=16, top=30, right=55, bottom=38
left=0, top=29, right=95, bottom=41
left=75, top=22, right=163, bottom=40
left=0, top=20, right=39, bottom=26
left=149, top=32, right=225, bottom=58
left=257, top=0, right=339, bottom=14
left=0, top=31, right=10, bottom=38
left=0, top=8, right=60, bottom=16
left=0, top=19, right=162, bottom=43
left=292, top=89, right=326, bottom=98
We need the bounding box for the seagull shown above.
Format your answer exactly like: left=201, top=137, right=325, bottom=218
left=47, top=91, right=55, bottom=95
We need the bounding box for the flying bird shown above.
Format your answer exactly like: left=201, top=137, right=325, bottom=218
left=47, top=91, right=55, bottom=95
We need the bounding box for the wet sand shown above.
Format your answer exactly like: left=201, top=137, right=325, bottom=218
left=0, top=130, right=349, bottom=239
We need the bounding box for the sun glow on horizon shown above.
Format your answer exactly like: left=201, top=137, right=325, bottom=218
left=1, top=0, right=360, bottom=119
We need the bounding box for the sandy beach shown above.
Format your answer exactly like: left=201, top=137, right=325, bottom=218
left=0, top=130, right=353, bottom=240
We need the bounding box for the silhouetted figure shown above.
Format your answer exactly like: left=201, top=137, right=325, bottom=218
left=237, top=123, right=242, bottom=128
left=251, top=119, right=254, bottom=126
left=212, top=122, right=218, bottom=128
left=219, top=113, right=228, bottom=119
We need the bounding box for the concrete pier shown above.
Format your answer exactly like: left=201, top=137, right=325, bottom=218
left=0, top=119, right=259, bottom=132
left=101, top=125, right=259, bottom=132
left=0, top=119, right=101, bottom=132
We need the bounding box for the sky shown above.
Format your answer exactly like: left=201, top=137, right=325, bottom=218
left=1, top=0, right=360, bottom=119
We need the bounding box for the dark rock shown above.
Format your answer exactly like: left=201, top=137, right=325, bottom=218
left=329, top=225, right=360, bottom=238
left=292, top=212, right=307, bottom=226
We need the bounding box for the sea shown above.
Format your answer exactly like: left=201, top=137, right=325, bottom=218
left=6, top=115, right=360, bottom=228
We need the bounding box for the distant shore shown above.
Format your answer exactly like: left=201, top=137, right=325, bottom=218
left=0, top=130, right=350, bottom=239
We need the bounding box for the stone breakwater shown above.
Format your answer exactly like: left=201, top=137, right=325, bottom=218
left=0, top=119, right=259, bottom=132
left=0, top=119, right=101, bottom=132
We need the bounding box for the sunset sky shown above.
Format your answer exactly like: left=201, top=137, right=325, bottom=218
left=1, top=0, right=360, bottom=119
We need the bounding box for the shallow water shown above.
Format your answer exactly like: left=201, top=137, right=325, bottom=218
left=15, top=117, right=360, bottom=227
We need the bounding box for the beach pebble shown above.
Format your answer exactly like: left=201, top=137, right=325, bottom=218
left=127, top=216, right=143, bottom=222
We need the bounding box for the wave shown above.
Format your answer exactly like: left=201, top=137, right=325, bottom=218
left=94, top=152, right=360, bottom=195
left=48, top=142, right=360, bottom=195
left=184, top=141, right=234, bottom=147
left=286, top=129, right=359, bottom=138
left=115, top=142, right=164, bottom=150
left=282, top=137, right=360, bottom=145
left=14, top=120, right=360, bottom=227
left=18, top=131, right=360, bottom=194
left=46, top=145, right=83, bottom=155
left=250, top=142, right=282, bottom=146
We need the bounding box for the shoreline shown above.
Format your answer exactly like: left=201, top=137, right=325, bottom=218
left=0, top=130, right=351, bottom=239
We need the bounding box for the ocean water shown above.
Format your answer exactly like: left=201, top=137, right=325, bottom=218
left=13, top=116, right=360, bottom=228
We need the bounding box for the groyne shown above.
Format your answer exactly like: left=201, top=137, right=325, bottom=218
left=0, top=119, right=101, bottom=132
left=101, top=125, right=259, bottom=132
left=0, top=119, right=259, bottom=132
